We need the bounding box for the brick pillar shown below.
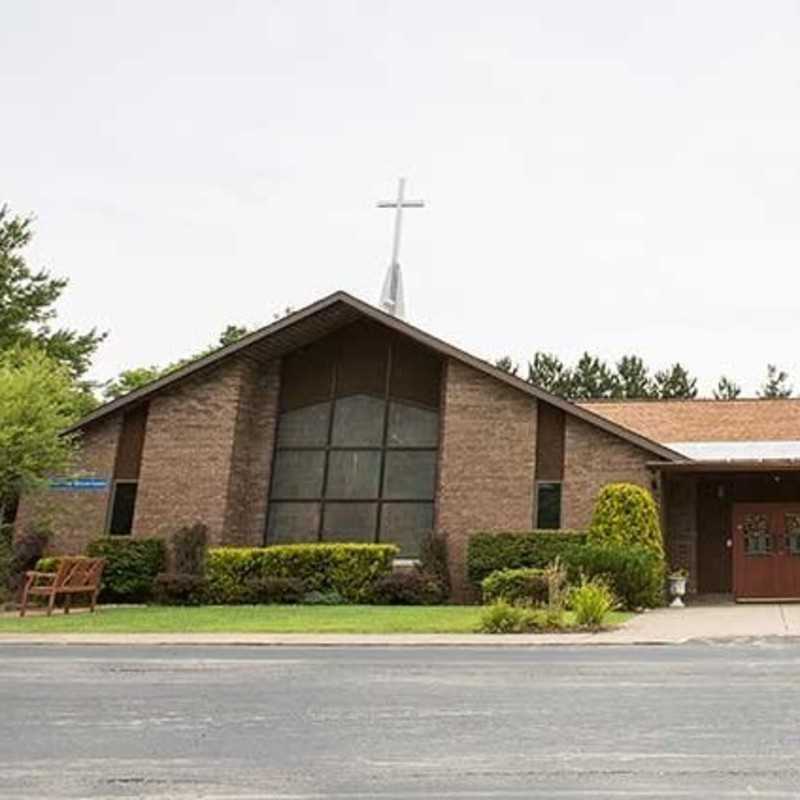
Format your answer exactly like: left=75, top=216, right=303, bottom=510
left=436, top=360, right=537, bottom=599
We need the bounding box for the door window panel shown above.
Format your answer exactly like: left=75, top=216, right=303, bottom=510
left=743, top=513, right=771, bottom=555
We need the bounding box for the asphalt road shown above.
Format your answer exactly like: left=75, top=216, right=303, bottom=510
left=2, top=643, right=800, bottom=798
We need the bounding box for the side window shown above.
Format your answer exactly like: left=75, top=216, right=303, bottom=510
left=536, top=482, right=562, bottom=529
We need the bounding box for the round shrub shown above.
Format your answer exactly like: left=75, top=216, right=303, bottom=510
left=588, top=483, right=664, bottom=557
left=153, top=573, right=208, bottom=606
left=481, top=567, right=549, bottom=606
left=371, top=570, right=446, bottom=605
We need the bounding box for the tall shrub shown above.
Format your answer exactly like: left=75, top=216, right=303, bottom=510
left=588, top=483, right=664, bottom=556
left=87, top=538, right=167, bottom=601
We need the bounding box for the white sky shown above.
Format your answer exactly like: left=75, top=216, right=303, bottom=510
left=3, top=1, right=800, bottom=395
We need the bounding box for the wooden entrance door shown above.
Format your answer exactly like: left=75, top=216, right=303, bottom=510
left=733, top=503, right=800, bottom=599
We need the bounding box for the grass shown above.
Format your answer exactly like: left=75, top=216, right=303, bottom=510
left=0, top=605, right=633, bottom=634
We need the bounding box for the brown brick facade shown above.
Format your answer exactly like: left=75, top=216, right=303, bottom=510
left=134, top=357, right=279, bottom=546
left=14, top=415, right=120, bottom=554
left=561, top=415, right=655, bottom=529
left=436, top=359, right=538, bottom=596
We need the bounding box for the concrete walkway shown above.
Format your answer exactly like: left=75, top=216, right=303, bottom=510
left=2, top=603, right=800, bottom=645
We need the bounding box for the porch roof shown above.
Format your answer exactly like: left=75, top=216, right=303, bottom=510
left=648, top=459, right=800, bottom=473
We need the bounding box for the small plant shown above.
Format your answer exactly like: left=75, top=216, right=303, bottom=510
left=172, top=523, right=208, bottom=576
left=7, top=524, right=50, bottom=598
left=302, top=589, right=345, bottom=605
left=87, top=537, right=167, bottom=602
left=153, top=574, right=208, bottom=606
left=371, top=570, right=446, bottom=605
left=571, top=577, right=617, bottom=628
left=242, top=576, right=305, bottom=604
left=481, top=567, right=549, bottom=605
left=418, top=531, right=450, bottom=596
left=544, top=557, right=569, bottom=612
left=478, top=600, right=527, bottom=633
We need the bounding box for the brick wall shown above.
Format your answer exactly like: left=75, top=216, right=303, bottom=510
left=14, top=415, right=121, bottom=554
left=134, top=359, right=247, bottom=544
left=561, top=415, right=655, bottom=529
left=223, top=358, right=280, bottom=545
left=436, top=359, right=537, bottom=597
left=664, top=475, right=697, bottom=591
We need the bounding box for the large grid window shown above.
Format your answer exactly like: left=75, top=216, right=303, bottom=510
left=266, top=323, right=441, bottom=558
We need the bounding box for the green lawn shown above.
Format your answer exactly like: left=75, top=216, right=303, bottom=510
left=0, top=605, right=633, bottom=634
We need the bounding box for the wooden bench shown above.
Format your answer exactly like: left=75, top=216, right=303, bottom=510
left=19, top=557, right=106, bottom=617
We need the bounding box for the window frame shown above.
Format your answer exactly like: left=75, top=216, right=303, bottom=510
left=535, top=480, right=563, bottom=530
left=106, top=479, right=139, bottom=537
left=266, top=338, right=440, bottom=552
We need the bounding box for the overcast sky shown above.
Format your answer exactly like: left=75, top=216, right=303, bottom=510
left=3, top=1, right=800, bottom=395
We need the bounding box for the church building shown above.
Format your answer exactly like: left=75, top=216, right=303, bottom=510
left=16, top=291, right=800, bottom=600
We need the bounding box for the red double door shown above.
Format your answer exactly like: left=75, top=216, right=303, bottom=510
left=733, top=503, right=800, bottom=600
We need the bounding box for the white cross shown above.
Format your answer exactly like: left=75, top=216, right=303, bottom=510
left=377, top=178, right=424, bottom=318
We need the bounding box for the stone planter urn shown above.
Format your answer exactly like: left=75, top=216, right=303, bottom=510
left=668, top=573, right=687, bottom=608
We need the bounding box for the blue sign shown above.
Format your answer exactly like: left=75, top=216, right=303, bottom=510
left=49, top=477, right=110, bottom=492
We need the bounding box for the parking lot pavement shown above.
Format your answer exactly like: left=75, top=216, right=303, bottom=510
left=2, top=642, right=800, bottom=798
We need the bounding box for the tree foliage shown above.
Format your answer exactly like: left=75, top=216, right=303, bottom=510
left=759, top=364, right=792, bottom=399
left=714, top=376, right=741, bottom=400
left=0, top=347, right=84, bottom=509
left=0, top=206, right=105, bottom=378
left=494, top=355, right=518, bottom=376
left=527, top=352, right=574, bottom=396
left=615, top=355, right=654, bottom=399
left=102, top=324, right=251, bottom=400
left=570, top=352, right=618, bottom=400
left=652, top=363, right=698, bottom=399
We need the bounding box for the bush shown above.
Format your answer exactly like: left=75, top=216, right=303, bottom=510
left=87, top=538, right=167, bottom=602
left=172, top=523, right=208, bottom=576
left=419, top=531, right=450, bottom=597
left=588, top=483, right=664, bottom=556
left=571, top=577, right=617, bottom=628
left=7, top=525, right=50, bottom=598
left=478, top=601, right=569, bottom=633
left=570, top=543, right=665, bottom=610
left=302, top=589, right=345, bottom=605
left=153, top=573, right=208, bottom=606
left=242, top=576, right=306, bottom=604
left=481, top=567, right=549, bottom=606
left=205, top=543, right=397, bottom=604
left=371, top=570, right=446, bottom=605
left=468, top=530, right=663, bottom=610
left=467, top=530, right=587, bottom=585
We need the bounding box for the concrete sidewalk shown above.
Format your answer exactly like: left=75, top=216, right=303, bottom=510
left=2, top=603, right=800, bottom=646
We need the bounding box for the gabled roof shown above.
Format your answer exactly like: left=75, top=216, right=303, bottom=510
left=581, top=398, right=800, bottom=445
left=68, top=291, right=682, bottom=461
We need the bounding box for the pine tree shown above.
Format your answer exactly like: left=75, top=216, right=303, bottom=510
left=494, top=355, right=519, bottom=376
left=526, top=352, right=573, bottom=397
left=759, top=364, right=792, bottom=399
left=569, top=352, right=618, bottom=400
left=653, top=363, right=698, bottom=399
left=713, top=376, right=741, bottom=400
left=615, top=355, right=655, bottom=399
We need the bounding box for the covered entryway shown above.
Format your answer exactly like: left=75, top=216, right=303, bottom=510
left=658, top=464, right=800, bottom=601
left=733, top=503, right=800, bottom=600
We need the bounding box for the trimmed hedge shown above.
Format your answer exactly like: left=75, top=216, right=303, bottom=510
left=206, top=543, right=397, bottom=604
left=481, top=567, right=549, bottom=606
left=87, top=538, right=167, bottom=602
left=468, top=531, right=664, bottom=609
left=570, top=543, right=665, bottom=610
left=467, top=530, right=587, bottom=585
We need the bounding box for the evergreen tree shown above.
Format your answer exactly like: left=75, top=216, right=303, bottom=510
left=713, top=376, right=741, bottom=400
left=0, top=206, right=105, bottom=378
left=615, top=355, right=655, bottom=399
left=569, top=352, right=618, bottom=400
left=653, top=363, right=698, bottom=399
left=526, top=352, right=573, bottom=397
left=759, top=364, right=792, bottom=399
left=494, top=355, right=519, bottom=376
